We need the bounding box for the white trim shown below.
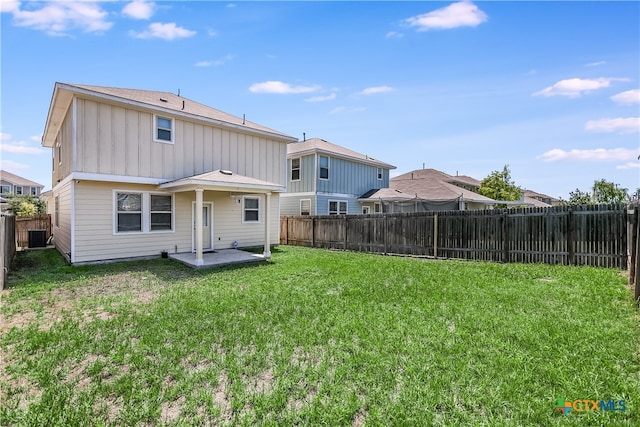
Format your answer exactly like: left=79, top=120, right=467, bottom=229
left=191, top=201, right=214, bottom=252
left=377, top=167, right=383, bottom=180
left=159, top=178, right=284, bottom=193
left=242, top=195, right=261, bottom=224
left=318, top=155, right=330, bottom=181
left=112, top=189, right=175, bottom=235
left=316, top=191, right=359, bottom=199
left=362, top=206, right=370, bottom=214
left=54, top=83, right=297, bottom=143
left=70, top=180, right=76, bottom=263
left=300, top=199, right=311, bottom=215
left=288, top=149, right=395, bottom=169
left=72, top=172, right=166, bottom=185
left=280, top=191, right=316, bottom=197
left=149, top=192, right=176, bottom=232
left=153, top=114, right=175, bottom=144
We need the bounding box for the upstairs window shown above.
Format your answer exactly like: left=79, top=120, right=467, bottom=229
left=15, top=186, right=23, bottom=195
left=150, top=195, right=172, bottom=231
left=154, top=115, right=174, bottom=143
left=243, top=196, right=260, bottom=223
left=55, top=196, right=59, bottom=227
left=291, top=158, right=301, bottom=181
left=377, top=167, right=383, bottom=180
left=116, top=193, right=142, bottom=232
left=0, top=185, right=10, bottom=194
left=329, top=200, right=347, bottom=215
left=30, top=187, right=38, bottom=196
left=319, top=155, right=329, bottom=180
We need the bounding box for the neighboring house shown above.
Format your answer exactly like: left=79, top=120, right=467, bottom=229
left=42, top=82, right=296, bottom=265
left=523, top=189, right=560, bottom=207
left=0, top=170, right=44, bottom=197
left=281, top=138, right=396, bottom=215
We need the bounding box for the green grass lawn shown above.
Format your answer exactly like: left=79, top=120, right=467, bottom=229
left=1, top=247, right=639, bottom=426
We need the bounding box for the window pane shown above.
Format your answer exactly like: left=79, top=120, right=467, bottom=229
left=157, top=117, right=172, bottom=129
left=245, top=198, right=259, bottom=209
left=292, top=169, right=300, bottom=180
left=157, top=129, right=171, bottom=141
left=319, top=156, right=328, bottom=167
left=329, top=201, right=337, bottom=212
left=151, top=213, right=172, bottom=230
left=320, top=168, right=329, bottom=179
left=339, top=202, right=347, bottom=213
left=244, top=210, right=259, bottom=222
left=118, top=193, right=141, bottom=211
left=151, top=195, right=171, bottom=211
left=118, top=213, right=142, bottom=232
left=292, top=158, right=300, bottom=168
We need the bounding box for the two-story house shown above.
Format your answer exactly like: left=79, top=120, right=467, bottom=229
left=281, top=138, right=395, bottom=216
left=0, top=170, right=44, bottom=197
left=42, top=83, right=296, bottom=265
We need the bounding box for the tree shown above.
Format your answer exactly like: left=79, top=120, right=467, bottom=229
left=6, top=194, right=47, bottom=216
left=477, top=165, right=523, bottom=205
left=591, top=179, right=630, bottom=204
left=565, top=188, right=593, bottom=205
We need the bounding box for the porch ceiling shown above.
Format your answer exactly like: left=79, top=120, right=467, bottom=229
left=158, top=170, right=285, bottom=193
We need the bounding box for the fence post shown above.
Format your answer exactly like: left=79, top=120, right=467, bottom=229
left=502, top=213, right=509, bottom=263
left=433, top=214, right=438, bottom=258
left=285, top=216, right=289, bottom=245
left=628, top=206, right=637, bottom=287
left=344, top=216, right=348, bottom=250
left=311, top=217, right=316, bottom=248
left=635, top=207, right=640, bottom=302
left=567, top=209, right=575, bottom=266
left=383, top=215, right=388, bottom=255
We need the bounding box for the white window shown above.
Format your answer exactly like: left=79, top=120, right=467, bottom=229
left=54, top=196, right=59, bottom=227
left=150, top=195, right=172, bottom=231
left=374, top=203, right=382, bottom=214
left=319, top=155, right=329, bottom=180
left=15, top=186, right=23, bottom=195
left=30, top=187, right=38, bottom=196
left=329, top=200, right=347, bottom=215
left=116, top=193, right=142, bottom=232
left=362, top=206, right=370, bottom=214
left=0, top=185, right=9, bottom=194
left=243, top=196, right=260, bottom=223
left=291, top=158, right=301, bottom=181
left=377, top=168, right=383, bottom=180
left=300, top=199, right=311, bottom=215
left=57, top=138, right=62, bottom=165
left=154, top=115, right=174, bottom=143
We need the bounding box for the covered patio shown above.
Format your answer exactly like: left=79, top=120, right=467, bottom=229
left=169, top=248, right=266, bottom=269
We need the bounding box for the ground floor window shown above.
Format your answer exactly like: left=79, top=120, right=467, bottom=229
left=362, top=206, right=370, bottom=214
left=329, top=200, right=347, bottom=215
left=300, top=199, right=311, bottom=215
left=243, top=196, right=260, bottom=223
left=114, top=191, right=173, bottom=233
left=374, top=203, right=382, bottom=214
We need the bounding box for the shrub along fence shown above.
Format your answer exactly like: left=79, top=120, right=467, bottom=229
left=281, top=204, right=631, bottom=269
left=1, top=213, right=16, bottom=290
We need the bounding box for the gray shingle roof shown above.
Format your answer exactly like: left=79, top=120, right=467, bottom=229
left=287, top=138, right=395, bottom=169
left=0, top=170, right=44, bottom=188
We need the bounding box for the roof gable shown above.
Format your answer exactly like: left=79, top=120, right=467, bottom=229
left=287, top=137, right=395, bottom=169
left=0, top=170, right=44, bottom=188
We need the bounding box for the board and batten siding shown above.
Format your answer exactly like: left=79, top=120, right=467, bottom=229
left=72, top=181, right=281, bottom=263
left=315, top=156, right=388, bottom=196
left=287, top=154, right=315, bottom=193
left=74, top=97, right=287, bottom=186
left=52, top=179, right=73, bottom=260
left=53, top=105, right=74, bottom=186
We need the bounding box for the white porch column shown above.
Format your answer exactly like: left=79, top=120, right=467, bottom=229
left=195, top=188, right=204, bottom=266
left=263, top=192, right=271, bottom=259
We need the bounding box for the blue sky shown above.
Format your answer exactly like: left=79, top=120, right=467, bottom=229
left=1, top=1, right=639, bottom=199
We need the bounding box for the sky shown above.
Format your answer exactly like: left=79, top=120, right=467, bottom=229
left=1, top=0, right=639, bottom=199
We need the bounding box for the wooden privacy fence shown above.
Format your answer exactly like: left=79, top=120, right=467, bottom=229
left=15, top=214, right=51, bottom=248
left=1, top=214, right=16, bottom=290
left=281, top=204, right=630, bottom=269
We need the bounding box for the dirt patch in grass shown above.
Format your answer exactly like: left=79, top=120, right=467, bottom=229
left=160, top=394, right=186, bottom=424
left=213, top=370, right=233, bottom=422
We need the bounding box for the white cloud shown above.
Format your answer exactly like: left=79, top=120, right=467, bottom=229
left=6, top=1, right=112, bottom=35
left=130, top=22, right=196, bottom=40
left=611, top=89, right=640, bottom=105
left=227, top=3, right=237, bottom=8
left=533, top=77, right=627, bottom=98
left=207, top=29, right=219, bottom=37
left=249, top=81, right=320, bottom=94
left=0, top=132, right=11, bottom=141
left=406, top=1, right=488, bottom=31
left=30, top=134, right=42, bottom=142
left=385, top=31, right=403, bottom=39
left=585, top=117, right=639, bottom=134
left=538, top=148, right=639, bottom=162
left=329, top=106, right=366, bottom=115
left=586, top=61, right=606, bottom=67
left=0, top=0, right=19, bottom=13
left=306, top=93, right=336, bottom=103
left=0, top=141, right=48, bottom=155
left=359, top=86, right=393, bottom=95
left=0, top=160, right=29, bottom=171
left=616, top=162, right=640, bottom=170
left=122, top=1, right=155, bottom=20
left=195, top=54, right=235, bottom=67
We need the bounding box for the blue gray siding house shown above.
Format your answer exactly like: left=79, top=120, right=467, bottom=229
left=281, top=138, right=395, bottom=215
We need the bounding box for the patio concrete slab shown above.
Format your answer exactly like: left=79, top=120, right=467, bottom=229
left=168, top=249, right=266, bottom=269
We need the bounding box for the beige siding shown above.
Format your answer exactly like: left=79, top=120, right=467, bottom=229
left=52, top=105, right=73, bottom=185
left=72, top=181, right=280, bottom=263
left=75, top=97, right=287, bottom=186
left=52, top=179, right=73, bottom=260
